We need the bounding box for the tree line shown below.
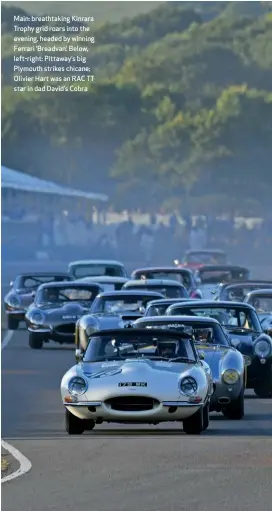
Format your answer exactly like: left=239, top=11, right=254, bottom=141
left=2, top=1, right=272, bottom=214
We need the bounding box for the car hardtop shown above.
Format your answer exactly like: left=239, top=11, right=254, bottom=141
left=123, top=279, right=186, bottom=287
left=132, top=266, right=194, bottom=274
left=68, top=259, right=125, bottom=268
left=167, top=299, right=257, bottom=311
left=136, top=315, right=221, bottom=326
left=88, top=327, right=194, bottom=341
left=185, top=248, right=226, bottom=255
left=95, top=290, right=165, bottom=299
left=196, top=264, right=249, bottom=273
left=75, top=276, right=128, bottom=283
left=245, top=289, right=272, bottom=298
left=36, top=281, right=104, bottom=290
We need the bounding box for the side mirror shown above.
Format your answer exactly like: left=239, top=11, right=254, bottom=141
left=230, top=338, right=240, bottom=348
left=31, top=290, right=36, bottom=297
left=75, top=349, right=84, bottom=362
left=195, top=277, right=201, bottom=286
left=198, top=350, right=205, bottom=360
left=139, top=306, right=146, bottom=314
left=10, top=281, right=14, bottom=287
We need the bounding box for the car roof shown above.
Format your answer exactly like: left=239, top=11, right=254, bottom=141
left=123, top=279, right=186, bottom=287
left=95, top=290, right=164, bottom=298
left=36, top=281, right=103, bottom=289
left=167, top=299, right=255, bottom=309
left=89, top=327, right=193, bottom=339
left=132, top=267, right=192, bottom=274
left=185, top=249, right=226, bottom=254
left=146, top=298, right=194, bottom=306
left=75, top=276, right=128, bottom=283
left=68, top=260, right=124, bottom=267
left=136, top=315, right=220, bottom=325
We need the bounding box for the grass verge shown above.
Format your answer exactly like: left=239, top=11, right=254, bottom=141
left=1, top=456, right=10, bottom=474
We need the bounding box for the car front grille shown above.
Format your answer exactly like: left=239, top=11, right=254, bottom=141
left=54, top=323, right=75, bottom=334
left=105, top=396, right=160, bottom=412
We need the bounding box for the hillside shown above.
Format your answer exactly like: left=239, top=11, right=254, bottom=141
left=2, top=1, right=272, bottom=214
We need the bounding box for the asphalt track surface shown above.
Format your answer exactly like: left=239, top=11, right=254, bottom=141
left=1, top=327, right=272, bottom=511
left=2, top=260, right=272, bottom=510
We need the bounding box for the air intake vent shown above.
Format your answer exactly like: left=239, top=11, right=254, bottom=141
left=105, top=396, right=159, bottom=412
left=55, top=323, right=75, bottom=334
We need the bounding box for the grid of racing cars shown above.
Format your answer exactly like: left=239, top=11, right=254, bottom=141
left=4, top=250, right=272, bottom=435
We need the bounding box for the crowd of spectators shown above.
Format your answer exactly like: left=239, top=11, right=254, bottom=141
left=2, top=202, right=272, bottom=266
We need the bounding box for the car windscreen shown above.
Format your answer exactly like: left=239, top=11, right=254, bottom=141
left=35, top=286, right=98, bottom=305
left=249, top=296, right=272, bottom=313
left=16, top=275, right=70, bottom=291
left=187, top=253, right=227, bottom=264
left=83, top=332, right=197, bottom=363
left=71, top=264, right=124, bottom=278
left=98, top=295, right=157, bottom=313
left=127, top=285, right=186, bottom=298
left=222, top=285, right=272, bottom=301
left=139, top=321, right=229, bottom=346
left=136, top=272, right=191, bottom=289
left=145, top=304, right=170, bottom=316
left=199, top=269, right=248, bottom=284
left=167, top=306, right=261, bottom=332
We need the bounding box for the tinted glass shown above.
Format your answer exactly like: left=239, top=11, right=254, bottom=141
left=72, top=264, right=124, bottom=278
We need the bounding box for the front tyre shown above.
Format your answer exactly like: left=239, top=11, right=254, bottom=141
left=183, top=407, right=203, bottom=434
left=65, top=410, right=94, bottom=435
left=222, top=389, right=244, bottom=420
left=7, top=316, right=19, bottom=330
left=29, top=333, right=43, bottom=349
left=203, top=401, right=210, bottom=430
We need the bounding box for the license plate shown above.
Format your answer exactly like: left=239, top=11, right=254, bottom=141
left=118, top=382, right=147, bottom=387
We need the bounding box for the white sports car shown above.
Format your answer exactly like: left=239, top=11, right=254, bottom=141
left=61, top=328, right=213, bottom=435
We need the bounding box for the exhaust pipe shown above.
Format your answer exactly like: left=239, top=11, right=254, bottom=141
left=218, top=397, right=230, bottom=404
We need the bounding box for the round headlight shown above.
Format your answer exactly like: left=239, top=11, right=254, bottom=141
left=254, top=339, right=271, bottom=358
left=179, top=376, right=198, bottom=396
left=68, top=376, right=88, bottom=396
left=8, top=296, right=20, bottom=307
left=31, top=312, right=45, bottom=324
left=222, top=369, right=239, bottom=385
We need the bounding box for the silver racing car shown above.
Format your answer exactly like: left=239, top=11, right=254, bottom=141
left=61, top=328, right=213, bottom=435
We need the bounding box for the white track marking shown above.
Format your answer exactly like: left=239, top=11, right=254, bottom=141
left=1, top=330, right=14, bottom=350
left=1, top=440, right=32, bottom=483
left=1, top=331, right=32, bottom=483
